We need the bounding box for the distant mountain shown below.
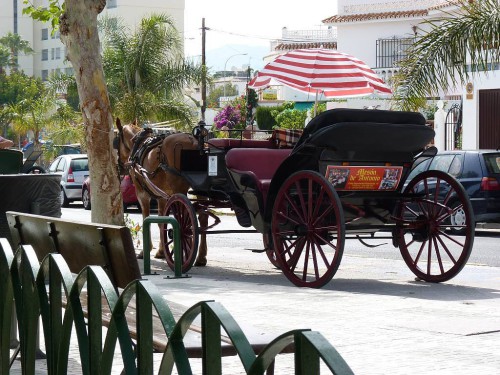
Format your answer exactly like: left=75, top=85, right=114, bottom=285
left=201, top=44, right=270, bottom=73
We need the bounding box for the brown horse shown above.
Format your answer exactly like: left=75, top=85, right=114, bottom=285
left=114, top=118, right=208, bottom=267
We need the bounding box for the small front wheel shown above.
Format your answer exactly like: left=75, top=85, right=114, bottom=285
left=271, top=171, right=345, bottom=288
left=160, top=194, right=199, bottom=273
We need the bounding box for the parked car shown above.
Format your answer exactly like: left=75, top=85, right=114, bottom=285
left=48, top=154, right=89, bottom=207
left=82, top=174, right=139, bottom=211
left=406, top=149, right=500, bottom=233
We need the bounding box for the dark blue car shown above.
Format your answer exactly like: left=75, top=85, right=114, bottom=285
left=407, top=150, right=500, bottom=233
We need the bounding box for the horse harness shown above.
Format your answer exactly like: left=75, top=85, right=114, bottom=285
left=116, top=127, right=188, bottom=200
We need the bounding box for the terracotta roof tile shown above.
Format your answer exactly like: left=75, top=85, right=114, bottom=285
left=274, top=42, right=337, bottom=51
left=428, top=0, right=459, bottom=10
left=323, top=10, right=428, bottom=23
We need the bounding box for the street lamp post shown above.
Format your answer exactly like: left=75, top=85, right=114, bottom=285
left=223, top=53, right=248, bottom=100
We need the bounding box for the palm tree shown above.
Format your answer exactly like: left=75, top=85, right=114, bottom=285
left=393, top=0, right=500, bottom=111
left=0, top=32, right=34, bottom=72
left=100, top=14, right=202, bottom=127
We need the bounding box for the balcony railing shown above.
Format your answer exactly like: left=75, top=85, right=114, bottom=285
left=376, top=37, right=415, bottom=68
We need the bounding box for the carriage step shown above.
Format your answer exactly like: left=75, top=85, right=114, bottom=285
left=234, top=206, right=252, bottom=227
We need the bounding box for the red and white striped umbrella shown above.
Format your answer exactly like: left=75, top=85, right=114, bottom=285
left=248, top=48, right=392, bottom=98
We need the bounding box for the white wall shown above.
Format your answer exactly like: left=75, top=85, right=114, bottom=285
left=337, top=21, right=421, bottom=68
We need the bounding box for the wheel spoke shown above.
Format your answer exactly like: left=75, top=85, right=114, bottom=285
left=432, top=236, right=445, bottom=274
left=302, top=241, right=311, bottom=281
left=312, top=186, right=326, bottom=222
left=309, top=240, right=321, bottom=280
left=276, top=210, right=303, bottom=227
left=435, top=232, right=458, bottom=264
left=284, top=190, right=306, bottom=224
left=294, top=180, right=308, bottom=221
left=311, top=234, right=333, bottom=267
left=288, top=238, right=306, bottom=273
left=312, top=204, right=334, bottom=227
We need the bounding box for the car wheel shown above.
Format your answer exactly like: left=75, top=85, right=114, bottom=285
left=448, top=200, right=468, bottom=235
left=82, top=188, right=91, bottom=210
left=60, top=188, right=70, bottom=207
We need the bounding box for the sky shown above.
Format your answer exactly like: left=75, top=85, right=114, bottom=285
left=183, top=0, right=338, bottom=71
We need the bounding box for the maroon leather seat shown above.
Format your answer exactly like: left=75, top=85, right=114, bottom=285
left=225, top=148, right=291, bottom=201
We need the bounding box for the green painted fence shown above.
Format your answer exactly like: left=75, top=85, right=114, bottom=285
left=0, top=238, right=354, bottom=374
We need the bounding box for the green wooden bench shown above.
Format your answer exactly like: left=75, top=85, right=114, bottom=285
left=5, top=211, right=296, bottom=373
left=7, top=211, right=140, bottom=289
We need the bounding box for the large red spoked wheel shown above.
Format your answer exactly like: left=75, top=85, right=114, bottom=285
left=271, top=171, right=345, bottom=288
left=394, top=170, right=474, bottom=282
left=161, top=194, right=199, bottom=273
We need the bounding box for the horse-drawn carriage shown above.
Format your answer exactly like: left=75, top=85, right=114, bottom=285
left=116, top=108, right=475, bottom=288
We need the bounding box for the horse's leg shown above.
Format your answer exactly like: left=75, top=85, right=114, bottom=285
left=154, top=198, right=168, bottom=259
left=136, top=193, right=151, bottom=259
left=195, top=211, right=208, bottom=267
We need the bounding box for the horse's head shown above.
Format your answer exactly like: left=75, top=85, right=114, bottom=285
left=114, top=118, right=141, bottom=174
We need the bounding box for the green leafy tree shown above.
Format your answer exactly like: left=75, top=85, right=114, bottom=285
left=393, top=0, right=500, bottom=111
left=9, top=90, right=56, bottom=149
left=0, top=32, right=34, bottom=72
left=0, top=71, right=45, bottom=140
left=207, top=83, right=238, bottom=108
left=0, top=45, right=10, bottom=74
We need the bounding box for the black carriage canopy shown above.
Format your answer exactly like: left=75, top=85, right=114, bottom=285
left=293, top=108, right=434, bottom=154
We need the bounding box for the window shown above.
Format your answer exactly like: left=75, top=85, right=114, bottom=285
left=429, top=154, right=456, bottom=173
left=41, top=49, right=48, bottom=61
left=65, top=67, right=74, bottom=76
left=41, top=28, right=48, bottom=40
left=448, top=155, right=464, bottom=177
left=51, top=48, right=55, bottom=60
left=376, top=37, right=414, bottom=69
left=41, top=70, right=49, bottom=81
left=55, top=47, right=61, bottom=60
left=51, top=30, right=60, bottom=39
left=107, top=0, right=117, bottom=8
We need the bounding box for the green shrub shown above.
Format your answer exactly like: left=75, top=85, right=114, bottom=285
left=274, top=108, right=307, bottom=129
left=256, top=102, right=296, bottom=130
left=255, top=106, right=277, bottom=130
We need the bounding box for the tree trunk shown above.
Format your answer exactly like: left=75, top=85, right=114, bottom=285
left=59, top=0, right=124, bottom=225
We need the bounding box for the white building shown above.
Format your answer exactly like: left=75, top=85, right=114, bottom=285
left=0, top=0, right=185, bottom=80
left=324, top=0, right=500, bottom=150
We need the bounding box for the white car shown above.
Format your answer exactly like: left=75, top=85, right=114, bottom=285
left=48, top=154, right=89, bottom=207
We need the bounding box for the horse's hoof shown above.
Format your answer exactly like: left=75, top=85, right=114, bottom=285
left=194, top=260, right=207, bottom=267
left=136, top=251, right=144, bottom=259
left=154, top=250, right=165, bottom=259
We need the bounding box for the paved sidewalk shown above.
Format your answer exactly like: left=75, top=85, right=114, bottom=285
left=142, top=247, right=500, bottom=375
left=10, top=219, right=500, bottom=374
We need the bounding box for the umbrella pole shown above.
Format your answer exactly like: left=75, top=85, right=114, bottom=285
left=314, top=90, right=318, bottom=117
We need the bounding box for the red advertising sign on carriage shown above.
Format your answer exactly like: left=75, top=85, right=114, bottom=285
left=325, top=165, right=403, bottom=191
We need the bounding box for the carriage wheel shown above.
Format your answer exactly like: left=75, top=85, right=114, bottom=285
left=395, top=170, right=474, bottom=282
left=271, top=171, right=345, bottom=288
left=161, top=194, right=199, bottom=273
left=263, top=232, right=280, bottom=269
